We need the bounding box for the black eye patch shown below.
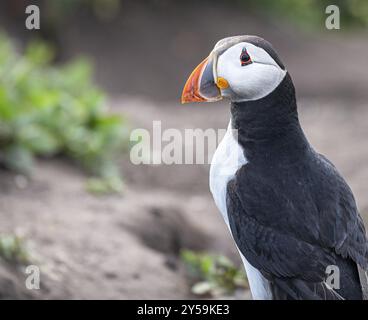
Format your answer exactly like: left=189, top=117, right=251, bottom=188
left=240, top=47, right=252, bottom=66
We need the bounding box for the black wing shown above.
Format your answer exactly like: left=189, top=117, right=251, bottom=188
left=227, top=179, right=334, bottom=281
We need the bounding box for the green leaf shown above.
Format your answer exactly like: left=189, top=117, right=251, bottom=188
left=86, top=176, right=124, bottom=195
left=25, top=41, right=54, bottom=66
left=0, top=234, right=30, bottom=265
left=191, top=281, right=213, bottom=295
left=18, top=125, right=60, bottom=154
left=181, top=249, right=248, bottom=297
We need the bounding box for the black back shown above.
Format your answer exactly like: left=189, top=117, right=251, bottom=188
left=226, top=72, right=368, bottom=299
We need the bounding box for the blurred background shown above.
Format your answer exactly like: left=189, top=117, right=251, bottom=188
left=0, top=0, right=367, bottom=299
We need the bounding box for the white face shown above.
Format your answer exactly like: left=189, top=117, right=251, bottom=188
left=216, top=42, right=287, bottom=102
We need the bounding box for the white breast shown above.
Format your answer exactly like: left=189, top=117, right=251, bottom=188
left=209, top=120, right=272, bottom=300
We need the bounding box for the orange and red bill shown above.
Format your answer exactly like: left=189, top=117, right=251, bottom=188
left=181, top=54, right=223, bottom=104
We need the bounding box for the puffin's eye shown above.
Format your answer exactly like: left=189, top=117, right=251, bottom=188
left=240, top=48, right=252, bottom=66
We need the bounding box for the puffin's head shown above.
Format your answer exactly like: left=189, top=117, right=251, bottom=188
left=181, top=35, right=287, bottom=103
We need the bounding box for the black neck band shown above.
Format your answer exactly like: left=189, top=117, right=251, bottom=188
left=231, top=73, right=309, bottom=163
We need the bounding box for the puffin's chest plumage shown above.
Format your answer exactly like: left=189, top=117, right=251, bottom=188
left=209, top=121, right=272, bottom=300
left=209, top=121, right=247, bottom=226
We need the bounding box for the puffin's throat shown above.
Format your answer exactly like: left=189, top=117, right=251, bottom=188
left=230, top=73, right=309, bottom=163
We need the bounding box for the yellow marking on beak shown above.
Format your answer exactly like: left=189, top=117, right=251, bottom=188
left=216, top=77, right=229, bottom=89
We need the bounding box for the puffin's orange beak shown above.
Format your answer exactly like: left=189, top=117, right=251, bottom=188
left=181, top=55, right=222, bottom=104
left=181, top=58, right=209, bottom=103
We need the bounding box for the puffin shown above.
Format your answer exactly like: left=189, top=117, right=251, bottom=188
left=181, top=35, right=368, bottom=300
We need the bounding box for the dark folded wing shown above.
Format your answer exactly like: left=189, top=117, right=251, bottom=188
left=226, top=180, right=335, bottom=282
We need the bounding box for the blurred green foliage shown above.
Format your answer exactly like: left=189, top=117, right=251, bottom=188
left=246, top=0, right=368, bottom=28
left=181, top=249, right=248, bottom=297
left=0, top=234, right=29, bottom=265
left=39, top=0, right=368, bottom=28
left=0, top=33, right=129, bottom=190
